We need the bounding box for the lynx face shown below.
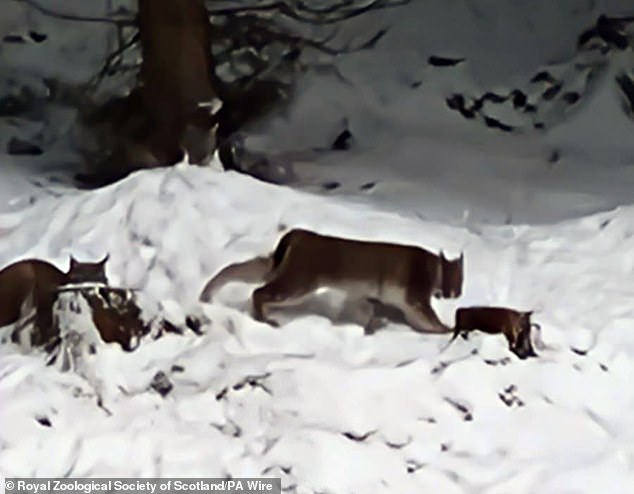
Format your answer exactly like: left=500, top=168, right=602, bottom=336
left=509, top=311, right=537, bottom=359
left=439, top=251, right=464, bottom=299
left=66, top=255, right=109, bottom=285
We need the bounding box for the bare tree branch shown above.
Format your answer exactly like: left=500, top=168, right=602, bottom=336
left=88, top=31, right=140, bottom=89
left=207, top=0, right=408, bottom=25
left=214, top=12, right=388, bottom=59
left=13, top=0, right=135, bottom=25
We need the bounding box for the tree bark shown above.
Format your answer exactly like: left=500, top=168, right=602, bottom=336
left=137, top=0, right=218, bottom=165
left=76, top=0, right=219, bottom=186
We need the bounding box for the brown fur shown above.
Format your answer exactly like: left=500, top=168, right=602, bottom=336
left=0, top=255, right=109, bottom=346
left=83, top=287, right=148, bottom=351
left=200, top=229, right=464, bottom=333
left=53, top=263, right=148, bottom=352
left=453, top=306, right=537, bottom=359
left=0, top=259, right=65, bottom=346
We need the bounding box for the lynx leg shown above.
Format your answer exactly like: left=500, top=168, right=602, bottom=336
left=33, top=292, right=57, bottom=347
left=509, top=326, right=537, bottom=359
left=251, top=280, right=315, bottom=327
left=363, top=309, right=388, bottom=335
left=340, top=297, right=386, bottom=335
left=395, top=297, right=450, bottom=334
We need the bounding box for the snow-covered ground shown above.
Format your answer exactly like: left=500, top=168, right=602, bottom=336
left=3, top=0, right=634, bottom=491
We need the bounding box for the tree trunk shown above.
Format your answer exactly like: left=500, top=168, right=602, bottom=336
left=76, top=0, right=219, bottom=187
left=137, top=0, right=218, bottom=166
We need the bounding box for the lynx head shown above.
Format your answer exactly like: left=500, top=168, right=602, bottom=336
left=510, top=310, right=537, bottom=359
left=67, top=254, right=109, bottom=285
left=439, top=251, right=464, bottom=299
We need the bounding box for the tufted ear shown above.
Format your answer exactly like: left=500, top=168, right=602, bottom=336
left=98, top=253, right=110, bottom=266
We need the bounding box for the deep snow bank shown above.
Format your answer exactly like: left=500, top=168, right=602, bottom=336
left=0, top=166, right=633, bottom=492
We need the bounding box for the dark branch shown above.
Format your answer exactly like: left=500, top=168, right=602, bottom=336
left=14, top=0, right=135, bottom=25
left=207, top=0, right=409, bottom=25
left=88, top=32, right=140, bottom=88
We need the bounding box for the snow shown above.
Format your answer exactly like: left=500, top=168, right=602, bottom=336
left=2, top=0, right=634, bottom=491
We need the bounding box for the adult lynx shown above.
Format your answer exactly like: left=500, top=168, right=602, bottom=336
left=201, top=229, right=463, bottom=333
